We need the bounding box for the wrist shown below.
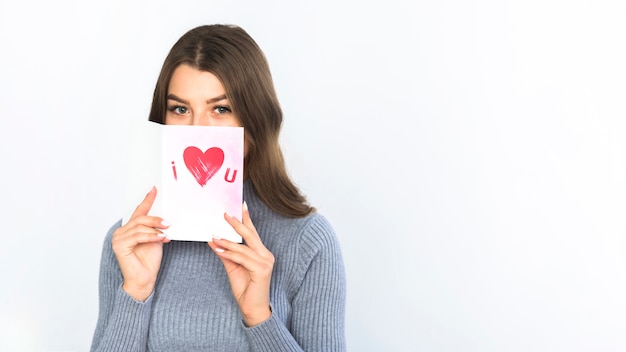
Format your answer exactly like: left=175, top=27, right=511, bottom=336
left=122, top=281, right=155, bottom=302
left=242, top=305, right=272, bottom=327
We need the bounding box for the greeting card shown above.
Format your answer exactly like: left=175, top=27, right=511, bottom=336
left=123, top=120, right=244, bottom=242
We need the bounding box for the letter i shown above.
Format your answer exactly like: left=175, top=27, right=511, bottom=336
left=171, top=161, right=178, bottom=181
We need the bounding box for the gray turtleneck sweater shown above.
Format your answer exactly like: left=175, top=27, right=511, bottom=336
left=90, top=182, right=346, bottom=351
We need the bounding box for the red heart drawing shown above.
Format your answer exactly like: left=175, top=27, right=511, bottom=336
left=183, top=146, right=225, bottom=187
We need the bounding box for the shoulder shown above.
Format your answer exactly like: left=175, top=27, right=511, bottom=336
left=97, top=219, right=123, bottom=276
left=100, top=219, right=122, bottom=259
left=244, top=181, right=340, bottom=253
left=284, top=212, right=346, bottom=296
left=251, top=203, right=341, bottom=257
left=277, top=212, right=344, bottom=282
left=103, top=219, right=122, bottom=246
left=296, top=213, right=344, bottom=267
left=292, top=212, right=341, bottom=256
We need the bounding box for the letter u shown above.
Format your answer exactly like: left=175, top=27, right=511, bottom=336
left=224, top=168, right=237, bottom=183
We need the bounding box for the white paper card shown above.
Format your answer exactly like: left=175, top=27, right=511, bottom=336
left=124, top=120, right=244, bottom=242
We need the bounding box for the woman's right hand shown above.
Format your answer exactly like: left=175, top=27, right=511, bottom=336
left=111, top=187, right=170, bottom=301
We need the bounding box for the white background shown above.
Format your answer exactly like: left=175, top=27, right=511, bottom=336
left=1, top=0, right=625, bottom=351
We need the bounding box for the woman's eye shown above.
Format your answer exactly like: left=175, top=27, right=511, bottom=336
left=214, top=106, right=231, bottom=114
left=168, top=106, right=188, bottom=115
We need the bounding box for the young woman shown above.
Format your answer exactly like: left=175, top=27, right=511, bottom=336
left=90, top=24, right=346, bottom=351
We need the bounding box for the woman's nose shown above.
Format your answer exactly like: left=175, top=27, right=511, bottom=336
left=191, top=115, right=211, bottom=126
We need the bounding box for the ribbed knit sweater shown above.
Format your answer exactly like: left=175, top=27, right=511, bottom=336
left=90, top=182, right=346, bottom=351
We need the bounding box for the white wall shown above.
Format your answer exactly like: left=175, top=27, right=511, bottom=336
left=1, top=1, right=624, bottom=351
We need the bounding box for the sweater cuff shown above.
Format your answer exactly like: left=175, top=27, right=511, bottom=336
left=114, top=284, right=153, bottom=332
left=242, top=310, right=303, bottom=352
left=97, top=285, right=154, bottom=351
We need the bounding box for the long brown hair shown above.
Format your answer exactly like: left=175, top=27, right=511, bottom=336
left=148, top=24, right=314, bottom=218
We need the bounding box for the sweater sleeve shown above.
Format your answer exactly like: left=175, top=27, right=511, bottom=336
left=244, top=214, right=347, bottom=351
left=90, top=220, right=154, bottom=352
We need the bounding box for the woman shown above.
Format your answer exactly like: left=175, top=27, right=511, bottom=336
left=90, top=24, right=346, bottom=351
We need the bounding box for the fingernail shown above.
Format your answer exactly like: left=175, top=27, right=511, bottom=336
left=161, top=220, right=171, bottom=227
left=215, top=247, right=225, bottom=253
left=212, top=236, right=222, bottom=241
left=157, top=233, right=166, bottom=237
left=243, top=201, right=248, bottom=210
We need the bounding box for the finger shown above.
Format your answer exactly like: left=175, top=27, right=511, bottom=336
left=224, top=212, right=263, bottom=250
left=224, top=213, right=258, bottom=249
left=211, top=241, right=273, bottom=276
left=116, top=227, right=169, bottom=244
left=130, top=186, right=157, bottom=219
left=223, top=202, right=257, bottom=234
left=207, top=241, right=238, bottom=271
left=112, top=231, right=168, bottom=255
left=212, top=237, right=272, bottom=266
left=212, top=237, right=260, bottom=257
left=208, top=240, right=240, bottom=265
left=207, top=240, right=226, bottom=254
left=241, top=201, right=257, bottom=233
left=115, top=223, right=165, bottom=241
left=122, top=215, right=170, bottom=233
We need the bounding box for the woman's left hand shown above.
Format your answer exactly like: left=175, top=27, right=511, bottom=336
left=208, top=202, right=274, bottom=326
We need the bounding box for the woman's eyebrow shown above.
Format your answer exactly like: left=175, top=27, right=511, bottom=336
left=167, top=94, right=188, bottom=105
left=207, top=94, right=227, bottom=104
left=166, top=94, right=228, bottom=105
